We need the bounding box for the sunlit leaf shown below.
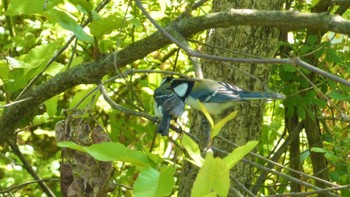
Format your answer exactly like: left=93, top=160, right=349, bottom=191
left=44, top=95, right=59, bottom=117
left=211, top=111, right=237, bottom=139
left=224, top=141, right=258, bottom=169
left=182, top=135, right=204, bottom=167
left=57, top=141, right=153, bottom=165
left=44, top=9, right=94, bottom=43
left=197, top=100, right=214, bottom=128
left=90, top=15, right=123, bottom=38
left=310, top=147, right=327, bottom=153
left=6, top=0, right=61, bottom=16
left=192, top=153, right=229, bottom=197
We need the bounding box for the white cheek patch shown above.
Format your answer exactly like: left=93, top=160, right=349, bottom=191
left=173, top=83, right=188, bottom=97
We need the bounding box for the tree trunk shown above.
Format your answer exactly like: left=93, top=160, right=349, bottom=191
left=179, top=0, right=282, bottom=196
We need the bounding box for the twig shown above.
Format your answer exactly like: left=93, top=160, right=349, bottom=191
left=266, top=184, right=349, bottom=196
left=8, top=141, right=55, bottom=197
left=135, top=0, right=350, bottom=87
left=0, top=178, right=59, bottom=194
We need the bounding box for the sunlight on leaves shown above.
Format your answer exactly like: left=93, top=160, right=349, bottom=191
left=134, top=166, right=174, bottom=197
left=211, top=111, right=237, bottom=139
left=57, top=141, right=153, bottom=166
left=182, top=135, right=204, bottom=167
left=196, top=100, right=214, bottom=128
left=192, top=153, right=229, bottom=197
left=224, top=141, right=258, bottom=169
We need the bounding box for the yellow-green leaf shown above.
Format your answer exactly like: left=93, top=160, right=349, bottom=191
left=182, top=135, right=204, bottom=167
left=211, top=111, right=237, bottom=139
left=224, top=140, right=258, bottom=169
left=196, top=100, right=214, bottom=128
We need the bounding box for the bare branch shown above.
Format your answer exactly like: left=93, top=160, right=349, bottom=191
left=1, top=7, right=350, bottom=142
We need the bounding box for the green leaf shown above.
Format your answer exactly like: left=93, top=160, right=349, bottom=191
left=6, top=0, right=61, bottom=16
left=311, top=0, right=320, bottom=7
left=43, top=62, right=65, bottom=76
left=182, top=135, right=204, bottom=167
left=133, top=166, right=174, bottom=197
left=90, top=15, right=123, bottom=38
left=299, top=150, right=310, bottom=163
left=307, top=35, right=319, bottom=45
left=196, top=100, right=214, bottom=128
left=224, top=141, right=258, bottom=169
left=44, top=95, right=59, bottom=117
left=296, top=106, right=306, bottom=120
left=70, top=0, right=94, bottom=13
left=310, top=147, right=327, bottom=153
left=57, top=141, right=153, bottom=165
left=70, top=86, right=99, bottom=109
left=157, top=166, right=175, bottom=196
left=0, top=62, right=10, bottom=82
left=328, top=92, right=350, bottom=101
left=192, top=153, right=229, bottom=197
left=211, top=111, right=237, bottom=139
left=44, top=9, right=94, bottom=43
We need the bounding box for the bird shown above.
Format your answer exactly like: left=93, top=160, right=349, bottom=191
left=153, top=77, right=185, bottom=136
left=168, top=77, right=286, bottom=115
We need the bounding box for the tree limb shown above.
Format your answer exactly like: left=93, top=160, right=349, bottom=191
left=1, top=8, right=350, bottom=142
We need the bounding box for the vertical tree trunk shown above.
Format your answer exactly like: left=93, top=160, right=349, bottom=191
left=179, top=0, right=282, bottom=196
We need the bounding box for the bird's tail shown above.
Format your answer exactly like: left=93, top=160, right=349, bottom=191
left=240, top=91, right=286, bottom=100
left=156, top=114, right=171, bottom=136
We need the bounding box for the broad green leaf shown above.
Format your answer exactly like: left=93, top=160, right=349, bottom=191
left=134, top=166, right=159, bottom=197
left=197, top=100, right=214, bottom=128
left=70, top=0, right=94, bottom=13
left=328, top=92, right=350, bottom=101
left=0, top=62, right=10, bottom=81
left=307, top=35, right=319, bottom=45
left=182, top=135, right=204, bottom=167
left=310, top=147, right=328, bottom=153
left=43, top=62, right=65, bottom=76
left=7, top=69, right=27, bottom=93
left=90, top=15, right=123, bottom=38
left=326, top=48, right=343, bottom=64
left=211, top=111, right=237, bottom=139
left=57, top=141, right=153, bottom=165
left=44, top=9, right=94, bottom=43
left=23, top=42, right=60, bottom=74
left=203, top=192, right=218, bottom=197
left=311, top=0, right=320, bottom=6
left=157, top=166, right=175, bottom=196
left=6, top=0, right=61, bottom=16
left=224, top=141, right=258, bottom=169
left=44, top=95, right=59, bottom=117
left=192, top=153, right=229, bottom=197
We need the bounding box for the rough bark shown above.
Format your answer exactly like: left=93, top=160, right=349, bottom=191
left=1, top=8, right=350, bottom=143
left=179, top=0, right=282, bottom=196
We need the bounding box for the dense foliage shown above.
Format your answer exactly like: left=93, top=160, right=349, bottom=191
left=0, top=0, right=350, bottom=196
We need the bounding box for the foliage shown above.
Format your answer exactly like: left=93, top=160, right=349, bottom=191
left=0, top=0, right=350, bottom=196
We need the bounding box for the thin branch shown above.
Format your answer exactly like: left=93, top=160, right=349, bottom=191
left=135, top=0, right=350, bottom=87
left=266, top=184, right=349, bottom=196
left=0, top=178, right=59, bottom=194
left=3, top=7, right=350, bottom=142
left=8, top=141, right=55, bottom=197
left=216, top=135, right=340, bottom=188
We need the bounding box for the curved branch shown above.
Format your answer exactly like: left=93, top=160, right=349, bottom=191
left=1, top=9, right=350, bottom=142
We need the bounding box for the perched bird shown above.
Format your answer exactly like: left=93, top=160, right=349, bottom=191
left=153, top=77, right=185, bottom=136
left=169, top=78, right=285, bottom=115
